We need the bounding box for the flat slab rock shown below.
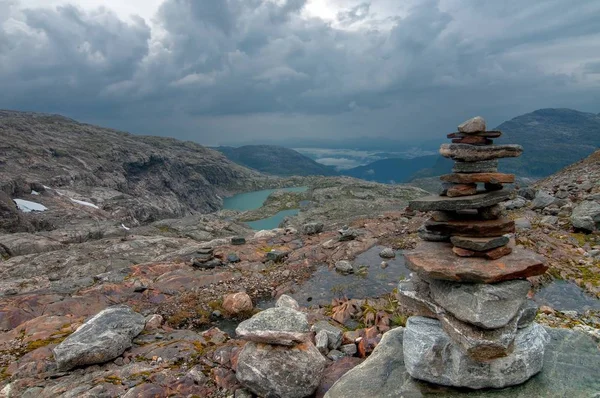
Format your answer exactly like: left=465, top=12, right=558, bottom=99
left=409, top=190, right=511, bottom=212
left=404, top=242, right=548, bottom=283
left=403, top=317, right=548, bottom=389
left=451, top=235, right=509, bottom=252
left=453, top=160, right=498, bottom=174
left=440, top=144, right=523, bottom=162
left=324, top=326, right=600, bottom=398
left=424, top=218, right=515, bottom=237
left=441, top=173, right=515, bottom=184
left=235, top=307, right=311, bottom=346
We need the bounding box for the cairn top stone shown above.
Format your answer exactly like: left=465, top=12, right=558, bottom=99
left=440, top=144, right=523, bottom=162
left=408, top=190, right=511, bottom=212
left=458, top=116, right=486, bottom=133
left=404, top=241, right=547, bottom=283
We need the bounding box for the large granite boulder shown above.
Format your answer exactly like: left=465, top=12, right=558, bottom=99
left=236, top=341, right=326, bottom=398
left=428, top=279, right=531, bottom=329
left=531, top=191, right=557, bottom=210
left=325, top=326, right=600, bottom=397
left=397, top=277, right=521, bottom=360
left=570, top=200, right=600, bottom=232
left=53, top=305, right=145, bottom=371
left=235, top=307, right=311, bottom=346
left=403, top=317, right=548, bottom=389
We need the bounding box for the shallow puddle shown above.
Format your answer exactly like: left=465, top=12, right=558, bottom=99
left=267, top=246, right=411, bottom=307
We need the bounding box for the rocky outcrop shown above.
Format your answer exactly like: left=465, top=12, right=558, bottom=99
left=52, top=305, right=145, bottom=371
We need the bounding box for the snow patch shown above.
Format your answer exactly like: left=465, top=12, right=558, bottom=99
left=121, top=223, right=131, bottom=231
left=70, top=198, right=100, bottom=209
left=31, top=190, right=40, bottom=195
left=14, top=199, right=48, bottom=213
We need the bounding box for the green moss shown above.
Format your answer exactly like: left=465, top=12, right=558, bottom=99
left=571, top=232, right=593, bottom=247
left=391, top=314, right=407, bottom=327
left=104, top=375, right=123, bottom=385
left=578, top=266, right=600, bottom=286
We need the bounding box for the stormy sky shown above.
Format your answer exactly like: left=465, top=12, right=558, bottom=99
left=1, top=0, right=600, bottom=145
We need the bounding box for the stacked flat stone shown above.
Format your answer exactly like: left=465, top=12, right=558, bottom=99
left=398, top=117, right=550, bottom=389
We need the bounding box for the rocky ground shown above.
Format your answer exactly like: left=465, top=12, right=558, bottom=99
left=1, top=171, right=599, bottom=396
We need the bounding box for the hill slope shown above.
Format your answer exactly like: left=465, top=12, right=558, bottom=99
left=216, top=145, right=338, bottom=176
left=497, top=108, right=600, bottom=176
left=0, top=110, right=267, bottom=231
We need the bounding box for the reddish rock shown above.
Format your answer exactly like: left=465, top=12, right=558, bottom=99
left=404, top=242, right=548, bottom=283
left=342, top=330, right=362, bottom=345
left=447, top=131, right=502, bottom=139
left=451, top=136, right=492, bottom=145
left=446, top=184, right=478, bottom=198
left=441, top=173, right=515, bottom=184
left=212, top=367, right=240, bottom=390
left=357, top=335, right=381, bottom=358
left=314, top=356, right=364, bottom=398
left=202, top=327, right=229, bottom=345
left=222, top=292, right=253, bottom=316
left=452, top=245, right=513, bottom=260
left=424, top=218, right=515, bottom=237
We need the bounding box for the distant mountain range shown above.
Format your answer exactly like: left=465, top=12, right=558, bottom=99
left=215, top=108, right=600, bottom=183
left=215, top=145, right=338, bottom=177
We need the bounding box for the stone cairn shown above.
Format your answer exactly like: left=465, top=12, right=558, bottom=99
left=398, top=116, right=550, bottom=389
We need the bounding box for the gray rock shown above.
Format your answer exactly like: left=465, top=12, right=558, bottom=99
left=518, top=299, right=538, bottom=329
left=316, top=330, right=329, bottom=355
left=227, top=253, right=241, bottom=263
left=397, top=277, right=521, bottom=360
left=338, top=228, right=360, bottom=241
left=234, top=388, right=254, bottom=398
left=403, top=317, right=548, bottom=389
left=236, top=307, right=311, bottom=346
left=458, top=116, right=486, bottom=133
left=325, top=326, right=600, bottom=398
left=418, top=226, right=450, bottom=242
left=379, top=247, right=396, bottom=259
left=428, top=279, right=531, bottom=329
left=453, top=160, right=498, bottom=173
left=231, top=236, right=246, bottom=245
left=518, top=187, right=537, bottom=200
left=53, top=305, right=145, bottom=371
left=515, top=217, right=532, bottom=230
left=311, top=321, right=343, bottom=350
left=275, top=294, right=300, bottom=310
left=450, top=235, right=509, bottom=252
left=327, top=350, right=345, bottom=361
left=302, top=222, right=324, bottom=235
left=440, top=144, right=523, bottom=162
left=570, top=200, right=600, bottom=232
left=236, top=341, right=326, bottom=398
left=531, top=191, right=557, bottom=210
left=265, top=250, right=288, bottom=262
left=505, top=197, right=528, bottom=210
left=409, top=190, right=511, bottom=212
left=541, top=215, right=558, bottom=226
left=335, top=260, right=354, bottom=274
left=340, top=343, right=357, bottom=356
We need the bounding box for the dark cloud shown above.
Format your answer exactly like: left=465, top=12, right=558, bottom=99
left=0, top=0, right=599, bottom=144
